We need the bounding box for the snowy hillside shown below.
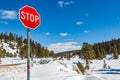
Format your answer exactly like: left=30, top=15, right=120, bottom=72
left=1, top=40, right=18, bottom=55
left=0, top=38, right=120, bottom=80
left=0, top=55, right=120, bottom=80
left=0, top=40, right=19, bottom=56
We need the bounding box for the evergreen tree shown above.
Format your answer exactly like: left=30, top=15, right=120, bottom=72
left=2, top=49, right=6, bottom=58
left=0, top=49, right=2, bottom=58
left=23, top=38, right=27, bottom=44
left=50, top=50, right=56, bottom=58
left=0, top=32, right=53, bottom=58
left=9, top=32, right=14, bottom=41
left=0, top=33, right=3, bottom=40
left=17, top=38, right=22, bottom=48
left=81, top=42, right=95, bottom=59
left=112, top=45, right=118, bottom=59
left=0, top=48, right=6, bottom=58
left=19, top=45, right=27, bottom=59
left=116, top=40, right=120, bottom=54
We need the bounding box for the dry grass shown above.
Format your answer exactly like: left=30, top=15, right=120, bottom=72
left=0, top=63, right=26, bottom=73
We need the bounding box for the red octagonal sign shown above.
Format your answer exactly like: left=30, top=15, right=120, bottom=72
left=19, top=5, right=40, bottom=29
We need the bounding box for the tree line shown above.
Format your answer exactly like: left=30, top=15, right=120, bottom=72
left=0, top=32, right=56, bottom=59
left=81, top=39, right=120, bottom=59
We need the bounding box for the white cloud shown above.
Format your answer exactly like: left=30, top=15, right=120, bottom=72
left=48, top=42, right=81, bottom=53
left=0, top=21, right=9, bottom=24
left=0, top=9, right=17, bottom=20
left=44, top=32, right=50, bottom=36
left=58, top=1, right=74, bottom=8
left=84, top=30, right=89, bottom=33
left=58, top=1, right=64, bottom=8
left=60, top=32, right=68, bottom=37
left=76, top=21, right=84, bottom=25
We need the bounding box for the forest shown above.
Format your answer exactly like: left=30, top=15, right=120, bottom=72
left=81, top=39, right=120, bottom=59
left=0, top=32, right=120, bottom=60
left=0, top=32, right=56, bottom=59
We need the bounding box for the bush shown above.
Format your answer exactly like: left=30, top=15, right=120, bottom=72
left=58, top=56, right=64, bottom=60
left=67, top=55, right=71, bottom=60
left=14, top=53, right=17, bottom=57
left=77, top=61, right=86, bottom=75
left=0, top=59, right=1, bottom=64
left=103, top=59, right=107, bottom=69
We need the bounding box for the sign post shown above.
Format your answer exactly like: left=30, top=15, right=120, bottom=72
left=27, top=29, right=30, bottom=80
left=19, top=5, right=40, bottom=80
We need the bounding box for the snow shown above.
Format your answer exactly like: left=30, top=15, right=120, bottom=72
left=0, top=57, right=26, bottom=65
left=1, top=41, right=18, bottom=55
left=0, top=49, right=120, bottom=80
left=1, top=38, right=120, bottom=80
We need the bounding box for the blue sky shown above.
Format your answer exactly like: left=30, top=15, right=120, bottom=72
left=0, top=0, right=120, bottom=52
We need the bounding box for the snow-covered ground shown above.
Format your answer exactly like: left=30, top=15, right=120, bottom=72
left=1, top=41, right=19, bottom=55
left=0, top=55, right=120, bottom=80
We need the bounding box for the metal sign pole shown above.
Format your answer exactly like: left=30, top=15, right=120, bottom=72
left=19, top=5, right=40, bottom=80
left=27, top=28, right=30, bottom=80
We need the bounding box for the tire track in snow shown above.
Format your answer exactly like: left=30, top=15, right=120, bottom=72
left=83, top=75, right=104, bottom=80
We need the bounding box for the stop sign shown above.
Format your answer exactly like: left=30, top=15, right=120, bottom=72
left=19, top=5, right=40, bottom=29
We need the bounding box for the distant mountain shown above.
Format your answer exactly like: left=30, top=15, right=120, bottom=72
left=56, top=50, right=80, bottom=57
left=56, top=38, right=120, bottom=59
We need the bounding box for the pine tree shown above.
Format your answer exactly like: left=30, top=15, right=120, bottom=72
left=19, top=45, right=27, bottom=59
left=3, top=32, right=8, bottom=40
left=112, top=45, right=118, bottom=59
left=81, top=42, right=95, bottom=59
left=116, top=40, right=120, bottom=54
left=17, top=38, right=22, bottom=48
left=0, top=32, right=54, bottom=58
left=9, top=32, right=14, bottom=41
left=50, top=50, right=56, bottom=58
left=0, top=48, right=2, bottom=58
left=2, top=49, right=6, bottom=58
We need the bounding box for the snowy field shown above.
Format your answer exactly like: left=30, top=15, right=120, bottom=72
left=0, top=55, right=120, bottom=80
